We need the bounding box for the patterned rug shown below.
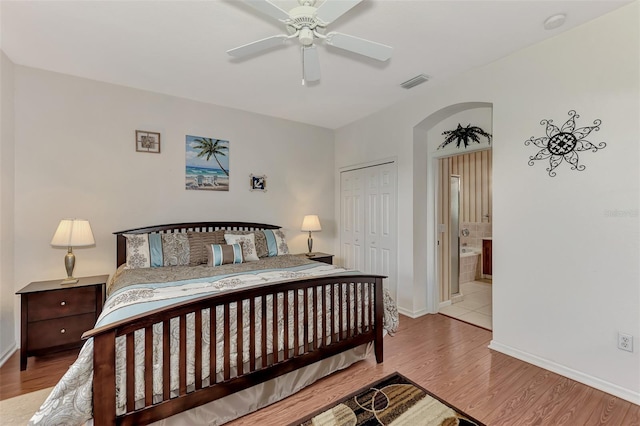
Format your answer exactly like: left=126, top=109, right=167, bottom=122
left=291, top=373, right=484, bottom=426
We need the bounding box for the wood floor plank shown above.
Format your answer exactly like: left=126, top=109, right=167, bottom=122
left=621, top=404, right=640, bottom=426
left=582, top=393, right=632, bottom=425
left=454, top=355, right=543, bottom=419
left=483, top=368, right=561, bottom=424
left=0, top=347, right=80, bottom=400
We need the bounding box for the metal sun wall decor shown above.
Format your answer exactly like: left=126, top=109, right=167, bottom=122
left=525, top=110, right=606, bottom=177
left=438, top=124, right=492, bottom=149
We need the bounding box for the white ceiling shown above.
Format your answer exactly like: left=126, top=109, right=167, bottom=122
left=1, top=0, right=632, bottom=129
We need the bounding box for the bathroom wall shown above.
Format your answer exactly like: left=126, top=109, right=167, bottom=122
left=460, top=222, right=492, bottom=249
left=437, top=149, right=492, bottom=301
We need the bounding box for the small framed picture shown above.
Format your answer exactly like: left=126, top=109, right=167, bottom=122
left=250, top=174, right=267, bottom=192
left=136, top=130, right=161, bottom=153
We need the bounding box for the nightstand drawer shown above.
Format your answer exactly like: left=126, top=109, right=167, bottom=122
left=27, top=286, right=97, bottom=322
left=27, top=313, right=96, bottom=351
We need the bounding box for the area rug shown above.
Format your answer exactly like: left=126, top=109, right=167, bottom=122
left=0, top=387, right=52, bottom=425
left=290, top=373, right=484, bottom=426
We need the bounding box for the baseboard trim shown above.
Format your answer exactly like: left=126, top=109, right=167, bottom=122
left=0, top=343, right=17, bottom=368
left=489, top=340, right=640, bottom=405
left=397, top=306, right=431, bottom=319
left=438, top=300, right=452, bottom=309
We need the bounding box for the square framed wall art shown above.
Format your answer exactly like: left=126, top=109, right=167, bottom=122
left=136, top=130, right=161, bottom=153
left=250, top=174, right=267, bottom=192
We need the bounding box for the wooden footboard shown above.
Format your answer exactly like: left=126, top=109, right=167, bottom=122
left=83, top=274, right=384, bottom=426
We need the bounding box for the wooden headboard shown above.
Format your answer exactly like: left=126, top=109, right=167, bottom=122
left=113, top=221, right=280, bottom=268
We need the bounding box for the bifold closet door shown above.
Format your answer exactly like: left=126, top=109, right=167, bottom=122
left=340, top=170, right=364, bottom=271
left=341, top=163, right=397, bottom=301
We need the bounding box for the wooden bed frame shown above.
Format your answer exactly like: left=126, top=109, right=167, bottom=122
left=83, top=222, right=385, bottom=426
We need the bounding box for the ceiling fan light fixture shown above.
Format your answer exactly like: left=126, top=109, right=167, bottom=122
left=299, top=27, right=315, bottom=46
left=400, top=74, right=430, bottom=89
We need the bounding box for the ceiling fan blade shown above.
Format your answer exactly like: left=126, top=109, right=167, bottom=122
left=227, top=35, right=290, bottom=58
left=315, top=0, right=362, bottom=25
left=244, top=0, right=290, bottom=21
left=325, top=32, right=392, bottom=61
left=302, top=45, right=321, bottom=82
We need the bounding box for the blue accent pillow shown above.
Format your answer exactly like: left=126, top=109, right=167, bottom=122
left=206, top=243, right=244, bottom=267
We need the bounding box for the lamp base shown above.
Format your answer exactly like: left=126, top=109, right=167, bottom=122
left=60, top=277, right=79, bottom=285
left=305, top=252, right=314, bottom=257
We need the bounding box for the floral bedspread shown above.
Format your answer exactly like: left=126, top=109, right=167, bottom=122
left=29, top=258, right=398, bottom=425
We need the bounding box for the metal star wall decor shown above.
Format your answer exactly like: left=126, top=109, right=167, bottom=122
left=525, top=110, right=606, bottom=177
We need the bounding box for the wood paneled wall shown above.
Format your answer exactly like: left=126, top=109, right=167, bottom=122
left=438, top=150, right=492, bottom=302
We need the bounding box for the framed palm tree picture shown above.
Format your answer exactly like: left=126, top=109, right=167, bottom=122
left=185, top=135, right=230, bottom=191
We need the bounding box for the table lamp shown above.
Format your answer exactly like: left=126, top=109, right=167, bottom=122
left=301, top=215, right=321, bottom=255
left=51, top=219, right=95, bottom=284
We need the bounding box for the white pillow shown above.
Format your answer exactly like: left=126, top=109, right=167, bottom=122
left=224, top=233, right=259, bottom=261
left=124, top=233, right=151, bottom=269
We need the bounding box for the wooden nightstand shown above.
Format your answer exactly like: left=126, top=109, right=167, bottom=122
left=299, top=252, right=334, bottom=265
left=16, top=274, right=108, bottom=370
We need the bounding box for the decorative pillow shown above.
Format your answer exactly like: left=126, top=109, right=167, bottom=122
left=262, top=229, right=289, bottom=256
left=161, top=233, right=190, bottom=267
left=187, top=230, right=226, bottom=266
left=224, top=233, right=259, bottom=261
left=225, top=230, right=268, bottom=258
left=206, top=243, right=244, bottom=266
left=124, top=233, right=164, bottom=268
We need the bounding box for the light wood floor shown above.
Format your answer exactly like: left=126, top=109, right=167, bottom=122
left=1, top=314, right=638, bottom=425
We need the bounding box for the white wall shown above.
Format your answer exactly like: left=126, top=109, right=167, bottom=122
left=335, top=2, right=639, bottom=403
left=10, top=66, right=335, bottom=353
left=0, top=51, right=16, bottom=364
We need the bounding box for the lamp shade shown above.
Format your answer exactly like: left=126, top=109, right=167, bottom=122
left=301, top=215, right=322, bottom=232
left=51, top=219, right=95, bottom=247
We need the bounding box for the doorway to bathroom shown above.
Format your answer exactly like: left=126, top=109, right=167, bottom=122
left=437, top=149, right=493, bottom=330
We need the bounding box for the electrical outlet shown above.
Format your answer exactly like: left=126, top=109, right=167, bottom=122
left=618, top=333, right=633, bottom=352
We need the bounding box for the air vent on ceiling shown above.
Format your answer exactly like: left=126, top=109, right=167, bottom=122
left=400, top=74, right=430, bottom=89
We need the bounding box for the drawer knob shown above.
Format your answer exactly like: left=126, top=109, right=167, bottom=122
left=60, top=328, right=66, bottom=334
left=60, top=301, right=66, bottom=306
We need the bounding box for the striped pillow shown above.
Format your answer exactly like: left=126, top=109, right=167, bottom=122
left=206, top=243, right=244, bottom=267
left=262, top=229, right=289, bottom=256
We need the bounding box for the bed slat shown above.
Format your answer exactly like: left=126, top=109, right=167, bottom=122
left=237, top=300, right=243, bottom=376
left=195, top=310, right=202, bottom=390
left=144, top=326, right=153, bottom=406
left=126, top=333, right=135, bottom=412
left=179, top=314, right=187, bottom=396
left=283, top=291, right=289, bottom=361
left=249, top=298, right=256, bottom=371
left=209, top=309, right=216, bottom=386
left=261, top=296, right=267, bottom=368
left=162, top=320, right=170, bottom=400
left=223, top=305, right=230, bottom=381
left=272, top=292, right=278, bottom=364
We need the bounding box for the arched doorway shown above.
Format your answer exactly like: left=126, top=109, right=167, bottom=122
left=412, top=102, right=493, bottom=316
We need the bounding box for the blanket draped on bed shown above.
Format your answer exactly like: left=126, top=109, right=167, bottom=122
left=29, top=257, right=398, bottom=426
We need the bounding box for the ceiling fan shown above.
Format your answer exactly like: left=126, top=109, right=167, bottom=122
left=227, top=0, right=392, bottom=84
